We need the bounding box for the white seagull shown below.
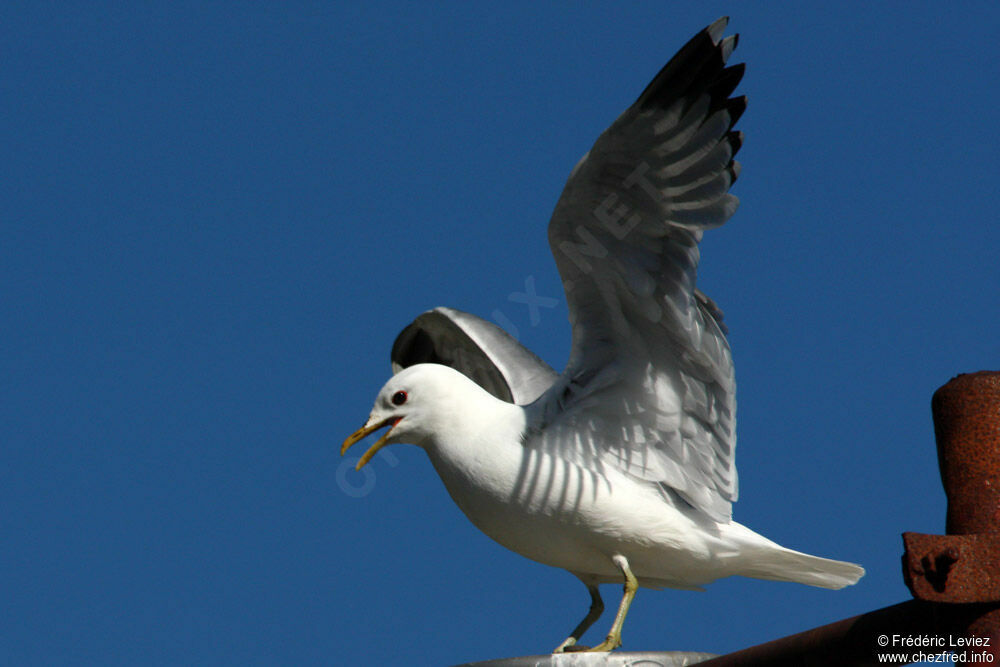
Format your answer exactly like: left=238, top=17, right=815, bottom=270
left=342, top=17, right=864, bottom=653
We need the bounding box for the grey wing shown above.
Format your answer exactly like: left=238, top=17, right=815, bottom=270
left=536, top=18, right=743, bottom=521
left=391, top=307, right=558, bottom=405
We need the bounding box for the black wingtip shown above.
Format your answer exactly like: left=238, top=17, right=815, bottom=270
left=726, top=96, right=748, bottom=128
left=729, top=160, right=742, bottom=185
left=634, top=18, right=744, bottom=113
left=727, top=130, right=744, bottom=156
left=708, top=63, right=745, bottom=101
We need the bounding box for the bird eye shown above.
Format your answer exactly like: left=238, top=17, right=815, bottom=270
left=391, top=390, right=407, bottom=406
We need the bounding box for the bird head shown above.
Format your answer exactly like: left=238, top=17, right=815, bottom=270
left=341, top=363, right=471, bottom=470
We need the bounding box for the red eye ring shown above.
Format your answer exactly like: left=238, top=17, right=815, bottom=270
left=391, top=390, right=407, bottom=406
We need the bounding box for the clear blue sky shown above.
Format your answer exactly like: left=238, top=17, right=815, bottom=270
left=4, top=3, right=999, bottom=665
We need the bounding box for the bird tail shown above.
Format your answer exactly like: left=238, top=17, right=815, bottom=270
left=737, top=545, right=865, bottom=589
left=739, top=548, right=865, bottom=589
left=725, top=523, right=865, bottom=589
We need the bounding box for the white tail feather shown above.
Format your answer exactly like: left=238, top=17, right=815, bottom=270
left=736, top=545, right=865, bottom=589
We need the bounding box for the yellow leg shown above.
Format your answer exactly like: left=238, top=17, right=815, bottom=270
left=585, top=555, right=637, bottom=652
left=553, top=584, right=604, bottom=653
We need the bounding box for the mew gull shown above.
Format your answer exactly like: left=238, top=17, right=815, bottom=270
left=342, top=17, right=864, bottom=653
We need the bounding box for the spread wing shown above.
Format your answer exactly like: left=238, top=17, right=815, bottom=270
left=391, top=307, right=558, bottom=404
left=532, top=17, right=744, bottom=521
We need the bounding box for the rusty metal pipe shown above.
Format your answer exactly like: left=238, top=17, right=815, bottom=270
left=697, top=599, right=995, bottom=666
left=931, top=372, right=1000, bottom=535
left=903, top=371, right=1000, bottom=657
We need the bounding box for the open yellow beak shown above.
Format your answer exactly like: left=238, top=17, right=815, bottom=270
left=341, top=416, right=401, bottom=470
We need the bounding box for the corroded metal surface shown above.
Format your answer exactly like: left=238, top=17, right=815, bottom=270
left=697, top=600, right=993, bottom=667
left=902, top=532, right=1000, bottom=603
left=905, top=371, right=1000, bottom=657
left=931, top=371, right=1000, bottom=535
